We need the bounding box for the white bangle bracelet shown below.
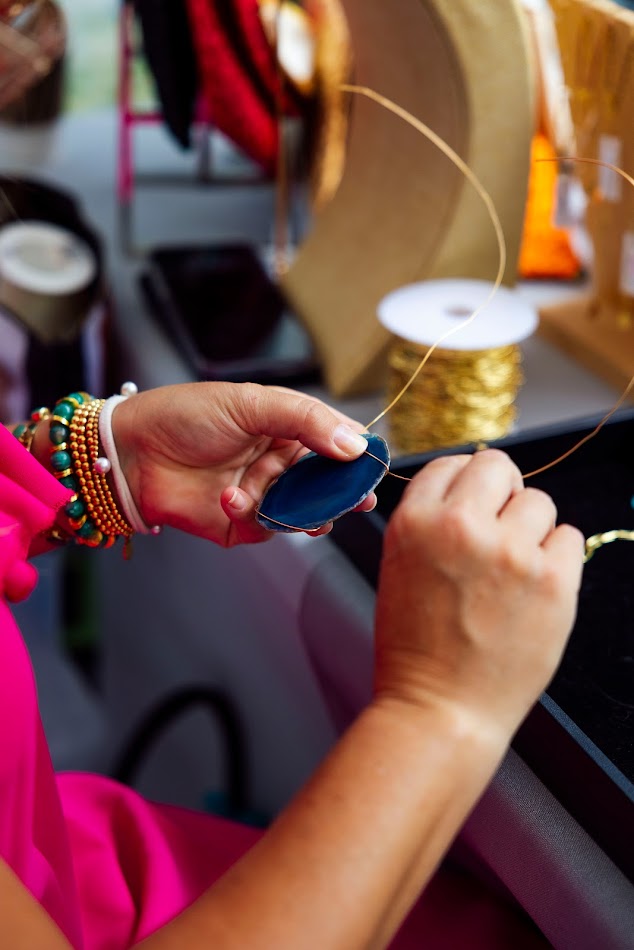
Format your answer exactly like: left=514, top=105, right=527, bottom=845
left=98, top=383, right=161, bottom=536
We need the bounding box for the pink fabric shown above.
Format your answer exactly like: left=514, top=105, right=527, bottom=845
left=0, top=423, right=548, bottom=948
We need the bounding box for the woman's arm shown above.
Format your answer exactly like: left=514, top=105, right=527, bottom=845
left=136, top=450, right=583, bottom=950
left=0, top=860, right=72, bottom=949
left=138, top=699, right=505, bottom=950
left=10, top=382, right=375, bottom=556
left=2, top=389, right=583, bottom=948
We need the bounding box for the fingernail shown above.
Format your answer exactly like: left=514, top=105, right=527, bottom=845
left=333, top=424, right=368, bottom=457
left=228, top=489, right=247, bottom=512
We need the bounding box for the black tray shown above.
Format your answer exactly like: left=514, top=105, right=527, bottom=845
left=331, top=409, right=634, bottom=882
left=140, top=244, right=319, bottom=385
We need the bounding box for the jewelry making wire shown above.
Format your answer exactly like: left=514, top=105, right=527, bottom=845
left=256, top=85, right=508, bottom=531
left=257, top=92, right=634, bottom=550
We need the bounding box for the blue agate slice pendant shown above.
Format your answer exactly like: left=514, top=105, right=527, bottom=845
left=256, top=433, right=390, bottom=532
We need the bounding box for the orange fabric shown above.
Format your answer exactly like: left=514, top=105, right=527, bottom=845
left=519, top=133, right=581, bottom=279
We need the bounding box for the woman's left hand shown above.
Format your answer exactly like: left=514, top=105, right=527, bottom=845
left=111, top=382, right=375, bottom=546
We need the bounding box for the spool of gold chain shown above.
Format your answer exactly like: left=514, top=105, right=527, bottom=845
left=386, top=337, right=525, bottom=454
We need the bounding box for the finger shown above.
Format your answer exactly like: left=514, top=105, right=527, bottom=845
left=499, top=487, right=558, bottom=547
left=354, top=491, right=377, bottom=513
left=542, top=523, right=585, bottom=588
left=238, top=386, right=369, bottom=461
left=268, top=386, right=368, bottom=433
left=402, top=454, right=474, bottom=507
left=444, top=449, right=523, bottom=514
left=306, top=522, right=333, bottom=537
left=222, top=486, right=333, bottom=541
left=221, top=486, right=276, bottom=544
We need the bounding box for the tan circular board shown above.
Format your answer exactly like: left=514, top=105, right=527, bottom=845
left=283, top=0, right=534, bottom=396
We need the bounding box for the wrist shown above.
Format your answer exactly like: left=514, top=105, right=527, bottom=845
left=99, top=391, right=156, bottom=535
left=30, top=414, right=54, bottom=473
left=370, top=690, right=512, bottom=759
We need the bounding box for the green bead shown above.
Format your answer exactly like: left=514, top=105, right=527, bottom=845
left=66, top=392, right=87, bottom=405
left=77, top=520, right=97, bottom=540
left=13, top=424, right=27, bottom=439
left=49, top=422, right=69, bottom=445
left=54, top=401, right=74, bottom=421
left=51, top=450, right=72, bottom=471
left=59, top=475, right=77, bottom=491
left=65, top=498, right=85, bottom=519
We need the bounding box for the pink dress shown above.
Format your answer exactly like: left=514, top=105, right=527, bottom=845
left=0, top=423, right=548, bottom=949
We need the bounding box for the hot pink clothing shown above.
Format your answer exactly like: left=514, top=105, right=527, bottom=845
left=0, top=423, right=548, bottom=948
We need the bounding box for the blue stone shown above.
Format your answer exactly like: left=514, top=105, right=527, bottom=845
left=256, top=433, right=389, bottom=532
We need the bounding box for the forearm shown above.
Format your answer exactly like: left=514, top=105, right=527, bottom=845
left=138, top=698, right=507, bottom=950
left=0, top=860, right=72, bottom=949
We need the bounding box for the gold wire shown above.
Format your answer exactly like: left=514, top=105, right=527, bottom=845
left=255, top=449, right=395, bottom=530
left=258, top=92, right=634, bottom=535
left=338, top=84, right=508, bottom=433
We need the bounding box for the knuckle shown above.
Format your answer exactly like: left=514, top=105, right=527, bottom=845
left=524, top=486, right=557, bottom=517
left=438, top=503, right=480, bottom=553
left=301, top=397, right=330, bottom=431
left=479, top=448, right=522, bottom=480
left=564, top=524, right=586, bottom=556
left=539, top=559, right=566, bottom=596
left=478, top=447, right=509, bottom=463
left=236, top=382, right=265, bottom=425
left=497, top=543, right=537, bottom=580
left=426, top=454, right=471, bottom=476
left=389, top=497, right=426, bottom=542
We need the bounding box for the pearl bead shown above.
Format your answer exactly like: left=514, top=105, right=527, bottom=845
left=150, top=525, right=162, bottom=535
left=121, top=381, right=138, bottom=397
left=94, top=456, right=112, bottom=474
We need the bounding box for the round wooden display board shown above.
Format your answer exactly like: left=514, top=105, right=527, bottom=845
left=283, top=0, right=534, bottom=397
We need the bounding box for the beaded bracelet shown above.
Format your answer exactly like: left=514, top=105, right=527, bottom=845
left=69, top=398, right=135, bottom=548
left=50, top=390, right=147, bottom=556
left=11, top=407, right=51, bottom=453
left=48, top=391, right=119, bottom=549
left=21, top=384, right=159, bottom=555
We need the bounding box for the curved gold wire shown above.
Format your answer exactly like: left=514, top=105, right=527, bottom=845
left=338, top=84, right=508, bottom=432
left=258, top=124, right=634, bottom=533
left=521, top=155, right=634, bottom=480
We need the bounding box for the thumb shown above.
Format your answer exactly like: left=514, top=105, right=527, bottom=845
left=238, top=387, right=369, bottom=460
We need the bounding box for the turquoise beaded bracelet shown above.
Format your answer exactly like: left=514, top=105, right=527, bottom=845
left=48, top=392, right=117, bottom=550
left=11, top=405, right=50, bottom=453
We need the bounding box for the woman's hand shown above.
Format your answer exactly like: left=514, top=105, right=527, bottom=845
left=111, top=381, right=374, bottom=546
left=374, top=449, right=585, bottom=744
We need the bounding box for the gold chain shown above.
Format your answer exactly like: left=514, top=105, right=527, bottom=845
left=584, top=529, right=634, bottom=563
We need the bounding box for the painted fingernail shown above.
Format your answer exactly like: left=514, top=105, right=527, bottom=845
left=333, top=424, right=367, bottom=456
left=228, top=489, right=247, bottom=512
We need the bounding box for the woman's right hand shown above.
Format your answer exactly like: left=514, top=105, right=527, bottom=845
left=373, top=449, right=585, bottom=744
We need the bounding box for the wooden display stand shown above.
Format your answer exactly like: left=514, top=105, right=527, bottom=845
left=282, top=0, right=534, bottom=397
left=539, top=294, right=634, bottom=393
left=544, top=0, right=634, bottom=390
